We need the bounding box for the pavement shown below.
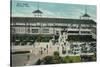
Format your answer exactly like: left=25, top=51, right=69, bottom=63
left=11, top=44, right=56, bottom=66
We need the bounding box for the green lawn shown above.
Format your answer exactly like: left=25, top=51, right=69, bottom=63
left=35, top=52, right=81, bottom=65
left=63, top=56, right=81, bottom=63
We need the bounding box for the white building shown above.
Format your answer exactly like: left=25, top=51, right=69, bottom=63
left=11, top=8, right=96, bottom=57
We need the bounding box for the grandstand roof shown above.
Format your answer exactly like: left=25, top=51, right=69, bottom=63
left=11, top=17, right=96, bottom=24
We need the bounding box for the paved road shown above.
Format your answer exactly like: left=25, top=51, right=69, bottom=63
left=11, top=53, right=40, bottom=66
left=11, top=45, right=58, bottom=66
left=11, top=50, right=54, bottom=66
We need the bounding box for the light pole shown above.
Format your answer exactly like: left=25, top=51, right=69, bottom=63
left=32, top=2, right=43, bottom=55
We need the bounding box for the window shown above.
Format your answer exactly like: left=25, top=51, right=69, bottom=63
left=68, top=31, right=79, bottom=33
left=42, top=29, right=49, bottom=33
left=27, top=28, right=30, bottom=33
left=56, top=31, right=59, bottom=35
left=12, top=28, right=15, bottom=33
left=81, top=31, right=90, bottom=34
left=32, top=29, right=38, bottom=33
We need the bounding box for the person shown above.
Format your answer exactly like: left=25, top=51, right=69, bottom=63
left=40, top=47, right=43, bottom=55
left=46, top=45, right=48, bottom=53
left=46, top=45, right=48, bottom=49
left=27, top=54, right=30, bottom=61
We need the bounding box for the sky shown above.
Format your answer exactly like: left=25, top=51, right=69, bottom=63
left=11, top=0, right=96, bottom=21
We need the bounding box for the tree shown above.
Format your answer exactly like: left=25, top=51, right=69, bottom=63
left=35, top=59, right=42, bottom=65
left=43, top=56, right=54, bottom=64
left=53, top=51, right=59, bottom=56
